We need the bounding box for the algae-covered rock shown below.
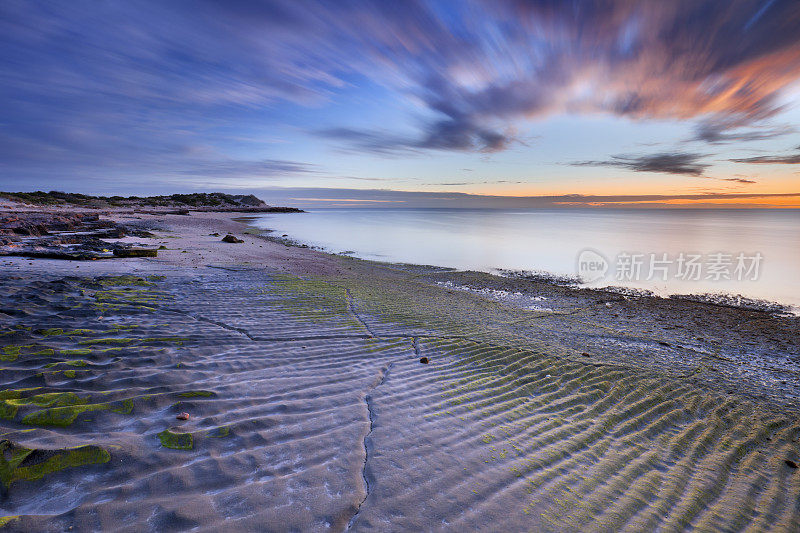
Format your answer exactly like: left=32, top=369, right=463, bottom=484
left=0, top=440, right=110, bottom=493
left=158, top=429, right=193, bottom=450
left=221, top=234, right=244, bottom=243
left=112, top=248, right=158, bottom=258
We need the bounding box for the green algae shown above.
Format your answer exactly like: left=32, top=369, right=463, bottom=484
left=178, top=390, right=214, bottom=398
left=110, top=325, right=139, bottom=331
left=63, top=370, right=76, bottom=378
left=0, top=389, right=40, bottom=401
left=0, top=402, right=18, bottom=420
left=78, top=337, right=135, bottom=346
left=64, top=329, right=94, bottom=336
left=44, top=360, right=88, bottom=368
left=1, top=345, right=30, bottom=361
left=208, top=426, right=230, bottom=438
left=0, top=516, right=19, bottom=527
left=78, top=336, right=188, bottom=346
left=2, top=345, right=60, bottom=360
left=98, top=275, right=153, bottom=286
left=60, top=348, right=91, bottom=356
left=22, top=403, right=107, bottom=427
left=111, top=399, right=133, bottom=414
left=7, top=392, right=89, bottom=408
left=0, top=440, right=110, bottom=489
left=158, top=429, right=193, bottom=450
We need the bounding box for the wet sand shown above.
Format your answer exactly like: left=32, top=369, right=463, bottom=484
left=1, top=211, right=799, bottom=532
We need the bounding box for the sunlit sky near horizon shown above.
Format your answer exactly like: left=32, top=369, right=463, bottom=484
left=2, top=1, right=800, bottom=208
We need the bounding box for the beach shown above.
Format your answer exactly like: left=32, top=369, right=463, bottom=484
left=2, top=209, right=799, bottom=532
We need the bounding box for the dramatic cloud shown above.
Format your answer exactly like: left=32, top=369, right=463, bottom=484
left=573, top=153, right=710, bottom=176
left=1, top=0, right=800, bottom=187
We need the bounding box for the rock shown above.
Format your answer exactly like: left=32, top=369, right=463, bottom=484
left=419, top=357, right=429, bottom=364
left=176, top=412, right=190, bottom=421
left=786, top=459, right=798, bottom=469
left=209, top=232, right=220, bottom=237
left=113, top=248, right=158, bottom=258
left=221, top=234, right=244, bottom=243
left=582, top=352, right=590, bottom=357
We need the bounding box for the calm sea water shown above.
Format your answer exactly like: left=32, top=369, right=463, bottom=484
left=251, top=208, right=800, bottom=310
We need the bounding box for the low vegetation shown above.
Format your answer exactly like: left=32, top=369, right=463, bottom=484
left=1, top=191, right=278, bottom=209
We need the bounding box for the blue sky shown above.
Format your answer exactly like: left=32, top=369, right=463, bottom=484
left=1, top=1, right=800, bottom=207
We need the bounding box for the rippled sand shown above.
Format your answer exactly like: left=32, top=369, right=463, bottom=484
left=1, top=218, right=799, bottom=531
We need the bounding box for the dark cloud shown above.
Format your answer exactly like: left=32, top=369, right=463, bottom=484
left=730, top=150, right=800, bottom=164
left=722, top=177, right=757, bottom=184
left=573, top=153, right=710, bottom=176
left=694, top=119, right=794, bottom=143
left=316, top=119, right=516, bottom=154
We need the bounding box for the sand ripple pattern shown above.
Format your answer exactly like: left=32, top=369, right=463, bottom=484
left=0, top=269, right=798, bottom=532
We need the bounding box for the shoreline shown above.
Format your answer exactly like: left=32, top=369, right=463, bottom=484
left=1, top=208, right=799, bottom=530
left=243, top=211, right=800, bottom=316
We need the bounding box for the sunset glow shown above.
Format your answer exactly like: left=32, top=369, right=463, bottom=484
left=1, top=1, right=799, bottom=207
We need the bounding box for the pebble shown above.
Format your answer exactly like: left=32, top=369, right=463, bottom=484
left=419, top=357, right=429, bottom=364
left=176, top=412, right=190, bottom=420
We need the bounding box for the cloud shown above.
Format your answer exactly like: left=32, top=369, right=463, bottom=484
left=722, top=177, right=757, bottom=184
left=177, top=159, right=318, bottom=178
left=730, top=150, right=800, bottom=164
left=2, top=0, right=800, bottom=186
left=694, top=119, right=794, bottom=144
left=572, top=152, right=710, bottom=176
left=316, top=120, right=518, bottom=154
left=253, top=186, right=800, bottom=209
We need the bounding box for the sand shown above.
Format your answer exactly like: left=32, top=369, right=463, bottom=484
left=1, top=210, right=799, bottom=532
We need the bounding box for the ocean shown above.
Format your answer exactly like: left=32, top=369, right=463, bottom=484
left=251, top=208, right=800, bottom=310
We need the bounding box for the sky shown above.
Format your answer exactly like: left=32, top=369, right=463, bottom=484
left=1, top=0, right=800, bottom=208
